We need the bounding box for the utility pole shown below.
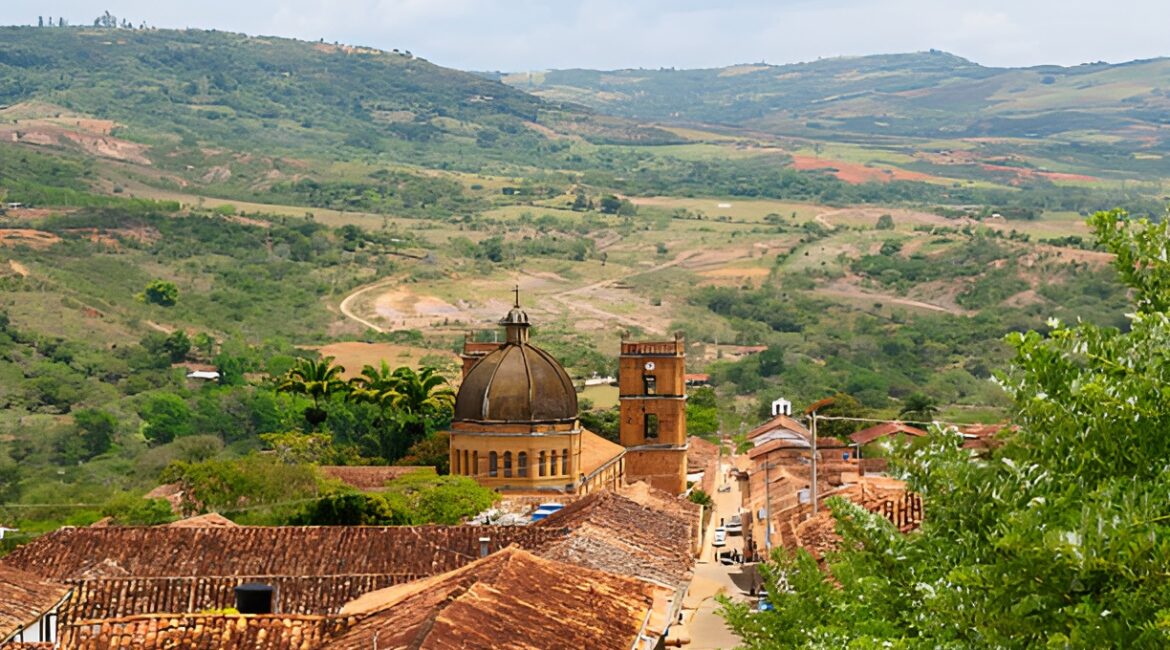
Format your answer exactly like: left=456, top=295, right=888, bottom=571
left=810, top=411, right=819, bottom=516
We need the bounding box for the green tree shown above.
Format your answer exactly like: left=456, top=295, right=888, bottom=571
left=380, top=472, right=498, bottom=524
left=599, top=195, right=623, bottom=214
left=74, top=408, right=118, bottom=458
left=396, top=431, right=451, bottom=474
left=722, top=209, right=1170, bottom=648
left=278, top=356, right=347, bottom=426
left=815, top=392, right=869, bottom=440
left=897, top=392, right=938, bottom=423
left=292, top=492, right=404, bottom=525
left=139, top=393, right=194, bottom=444
left=162, top=331, right=191, bottom=363
left=351, top=364, right=454, bottom=461
left=141, top=279, right=179, bottom=306
left=875, top=213, right=895, bottom=230
left=687, top=386, right=720, bottom=436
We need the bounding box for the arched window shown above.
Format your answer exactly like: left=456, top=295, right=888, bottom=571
left=452, top=449, right=460, bottom=475
left=561, top=448, right=569, bottom=476
left=518, top=451, right=528, bottom=478
left=539, top=451, right=547, bottom=477
left=503, top=451, right=513, bottom=478
left=488, top=451, right=498, bottom=477
left=463, top=450, right=470, bottom=476
left=549, top=450, right=558, bottom=476
left=472, top=451, right=479, bottom=477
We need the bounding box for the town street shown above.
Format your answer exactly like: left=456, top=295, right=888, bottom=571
left=678, top=454, right=753, bottom=649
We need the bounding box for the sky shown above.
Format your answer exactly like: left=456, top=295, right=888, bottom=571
left=4, top=1, right=1169, bottom=72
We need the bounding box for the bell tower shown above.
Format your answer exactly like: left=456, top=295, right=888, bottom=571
left=618, top=332, right=688, bottom=495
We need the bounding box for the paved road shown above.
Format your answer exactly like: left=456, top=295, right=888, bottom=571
left=679, top=457, right=751, bottom=650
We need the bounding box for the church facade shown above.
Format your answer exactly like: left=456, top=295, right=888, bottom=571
left=447, top=300, right=688, bottom=495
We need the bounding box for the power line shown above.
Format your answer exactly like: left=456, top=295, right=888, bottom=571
left=810, top=414, right=1002, bottom=430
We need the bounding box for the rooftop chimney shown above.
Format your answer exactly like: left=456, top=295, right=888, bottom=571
left=235, top=583, right=274, bottom=615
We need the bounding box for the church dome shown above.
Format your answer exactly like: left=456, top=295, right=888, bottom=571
left=454, top=342, right=578, bottom=424
left=454, top=298, right=577, bottom=424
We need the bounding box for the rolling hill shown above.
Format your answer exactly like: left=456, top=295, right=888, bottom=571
left=0, top=26, right=680, bottom=174
left=501, top=51, right=1170, bottom=147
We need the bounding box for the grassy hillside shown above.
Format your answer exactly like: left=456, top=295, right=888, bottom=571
left=503, top=51, right=1170, bottom=143
left=0, top=26, right=680, bottom=176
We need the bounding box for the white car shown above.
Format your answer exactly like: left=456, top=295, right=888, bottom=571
left=712, top=527, right=727, bottom=547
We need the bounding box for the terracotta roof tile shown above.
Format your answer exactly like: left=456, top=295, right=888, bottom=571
left=329, top=547, right=670, bottom=650
left=58, top=613, right=350, bottom=650
left=746, top=413, right=810, bottom=440
left=578, top=429, right=626, bottom=476
left=318, top=466, right=435, bottom=491
left=0, top=563, right=69, bottom=645
left=849, top=422, right=928, bottom=446
left=166, top=512, right=238, bottom=528
left=3, top=526, right=562, bottom=582
left=686, top=436, right=720, bottom=473
left=4, top=526, right=565, bottom=630
left=58, top=575, right=416, bottom=626
left=536, top=491, right=694, bottom=589
left=0, top=564, right=71, bottom=641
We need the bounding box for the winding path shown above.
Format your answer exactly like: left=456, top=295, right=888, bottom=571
left=338, top=277, right=399, bottom=333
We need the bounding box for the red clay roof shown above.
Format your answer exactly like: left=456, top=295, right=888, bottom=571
left=318, top=465, right=435, bottom=491
left=166, top=512, right=238, bottom=528
left=331, top=547, right=669, bottom=650
left=2, top=526, right=563, bottom=581
left=686, top=436, right=720, bottom=473
left=4, top=526, right=566, bottom=630
left=537, top=490, right=695, bottom=589
left=849, top=422, right=928, bottom=446
left=58, top=613, right=349, bottom=650
left=746, top=413, right=810, bottom=440
left=0, top=564, right=71, bottom=641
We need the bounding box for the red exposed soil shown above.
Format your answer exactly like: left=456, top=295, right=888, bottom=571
left=980, top=163, right=1096, bottom=183
left=790, top=155, right=935, bottom=184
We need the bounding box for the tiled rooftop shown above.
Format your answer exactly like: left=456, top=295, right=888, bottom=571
left=0, top=564, right=71, bottom=641
left=849, top=422, right=928, bottom=446
left=58, top=613, right=350, bottom=650
left=331, top=547, right=670, bottom=650
left=2, top=526, right=562, bottom=580
left=3, top=525, right=566, bottom=628
left=537, top=491, right=695, bottom=589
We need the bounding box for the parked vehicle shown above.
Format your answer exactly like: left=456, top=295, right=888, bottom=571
left=712, top=526, right=727, bottom=547
left=717, top=484, right=731, bottom=493
left=725, top=514, right=743, bottom=535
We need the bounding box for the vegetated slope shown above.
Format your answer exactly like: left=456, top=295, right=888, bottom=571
left=503, top=51, right=1170, bottom=145
left=0, top=26, right=679, bottom=164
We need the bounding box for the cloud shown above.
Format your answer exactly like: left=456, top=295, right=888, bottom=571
left=1, top=0, right=1168, bottom=70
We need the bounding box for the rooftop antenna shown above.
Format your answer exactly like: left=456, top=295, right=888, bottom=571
left=512, top=284, right=520, bottom=307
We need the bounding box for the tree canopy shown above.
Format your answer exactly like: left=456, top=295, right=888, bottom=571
left=722, top=209, right=1170, bottom=648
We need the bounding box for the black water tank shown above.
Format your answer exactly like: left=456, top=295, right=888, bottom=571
left=234, top=583, right=274, bottom=614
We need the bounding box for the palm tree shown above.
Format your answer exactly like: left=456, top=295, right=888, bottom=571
left=350, top=364, right=454, bottom=461
left=279, top=356, right=347, bottom=426
left=899, top=392, right=939, bottom=423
